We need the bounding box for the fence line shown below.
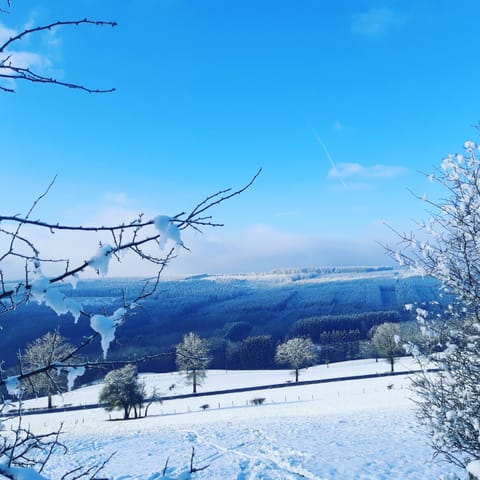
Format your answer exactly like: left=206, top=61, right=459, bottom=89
left=2, top=368, right=438, bottom=417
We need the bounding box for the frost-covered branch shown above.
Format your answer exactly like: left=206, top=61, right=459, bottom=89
left=0, top=171, right=261, bottom=307
left=0, top=171, right=259, bottom=402
left=0, top=411, right=113, bottom=479
left=388, top=135, right=480, bottom=468
left=0, top=413, right=67, bottom=476
left=385, top=142, right=480, bottom=314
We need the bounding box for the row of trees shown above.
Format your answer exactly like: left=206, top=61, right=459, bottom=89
left=97, top=335, right=318, bottom=419
left=174, top=332, right=318, bottom=390
left=192, top=321, right=410, bottom=373
left=10, top=322, right=407, bottom=412
left=174, top=325, right=405, bottom=391
left=97, top=324, right=406, bottom=419
left=292, top=311, right=402, bottom=341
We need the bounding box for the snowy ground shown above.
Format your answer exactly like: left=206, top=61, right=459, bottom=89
left=5, top=358, right=464, bottom=479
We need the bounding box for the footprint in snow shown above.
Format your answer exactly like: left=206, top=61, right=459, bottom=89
left=236, top=459, right=250, bottom=480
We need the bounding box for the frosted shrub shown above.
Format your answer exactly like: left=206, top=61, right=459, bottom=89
left=389, top=138, right=480, bottom=467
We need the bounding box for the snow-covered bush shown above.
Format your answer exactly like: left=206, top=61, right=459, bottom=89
left=99, top=364, right=145, bottom=420
left=390, top=137, right=480, bottom=468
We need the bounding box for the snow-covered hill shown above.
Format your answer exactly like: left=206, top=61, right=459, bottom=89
left=0, top=267, right=443, bottom=368
left=5, top=358, right=463, bottom=479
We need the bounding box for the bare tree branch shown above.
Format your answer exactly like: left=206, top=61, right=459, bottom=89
left=0, top=16, right=117, bottom=93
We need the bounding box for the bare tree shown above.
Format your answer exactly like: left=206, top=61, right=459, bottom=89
left=387, top=136, right=480, bottom=469
left=370, top=323, right=404, bottom=373
left=20, top=330, right=76, bottom=409
left=275, top=337, right=317, bottom=382
left=0, top=2, right=116, bottom=93
left=176, top=332, right=211, bottom=393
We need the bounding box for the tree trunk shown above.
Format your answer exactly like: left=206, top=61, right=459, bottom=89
left=295, top=369, right=299, bottom=382
left=47, top=393, right=52, bottom=409
left=193, top=370, right=197, bottom=393
left=390, top=357, right=394, bottom=373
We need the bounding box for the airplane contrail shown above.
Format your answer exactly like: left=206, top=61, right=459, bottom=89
left=312, top=130, right=348, bottom=189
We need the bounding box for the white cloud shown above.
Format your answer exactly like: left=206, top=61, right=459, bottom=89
left=164, top=225, right=393, bottom=276
left=328, top=162, right=407, bottom=180
left=4, top=50, right=48, bottom=69
left=0, top=22, right=16, bottom=44
left=1, top=216, right=395, bottom=281
left=351, top=7, right=405, bottom=37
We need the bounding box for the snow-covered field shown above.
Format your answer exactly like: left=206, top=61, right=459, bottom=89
left=5, top=358, right=463, bottom=479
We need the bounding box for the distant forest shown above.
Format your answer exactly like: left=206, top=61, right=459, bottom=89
left=1, top=270, right=443, bottom=380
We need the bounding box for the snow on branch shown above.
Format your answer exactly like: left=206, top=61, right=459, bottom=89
left=387, top=133, right=480, bottom=467
left=90, top=307, right=126, bottom=359
left=0, top=170, right=260, bottom=392
left=0, top=169, right=261, bottom=308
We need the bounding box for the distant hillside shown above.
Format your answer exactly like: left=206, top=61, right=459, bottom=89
left=0, top=267, right=443, bottom=370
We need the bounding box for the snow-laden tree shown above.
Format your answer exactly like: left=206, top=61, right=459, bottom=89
left=20, top=330, right=76, bottom=409
left=275, top=337, right=317, bottom=382
left=99, top=364, right=145, bottom=420
left=388, top=138, right=480, bottom=468
left=370, top=322, right=404, bottom=373
left=176, top=333, right=211, bottom=393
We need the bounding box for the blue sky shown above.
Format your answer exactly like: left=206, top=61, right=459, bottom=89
left=2, top=0, right=480, bottom=275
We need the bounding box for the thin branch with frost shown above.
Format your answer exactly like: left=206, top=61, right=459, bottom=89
left=2, top=342, right=182, bottom=392
left=0, top=413, right=113, bottom=480
left=0, top=170, right=261, bottom=307
left=0, top=413, right=67, bottom=471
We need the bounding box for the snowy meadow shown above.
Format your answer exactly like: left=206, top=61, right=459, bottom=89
left=6, top=358, right=463, bottom=480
